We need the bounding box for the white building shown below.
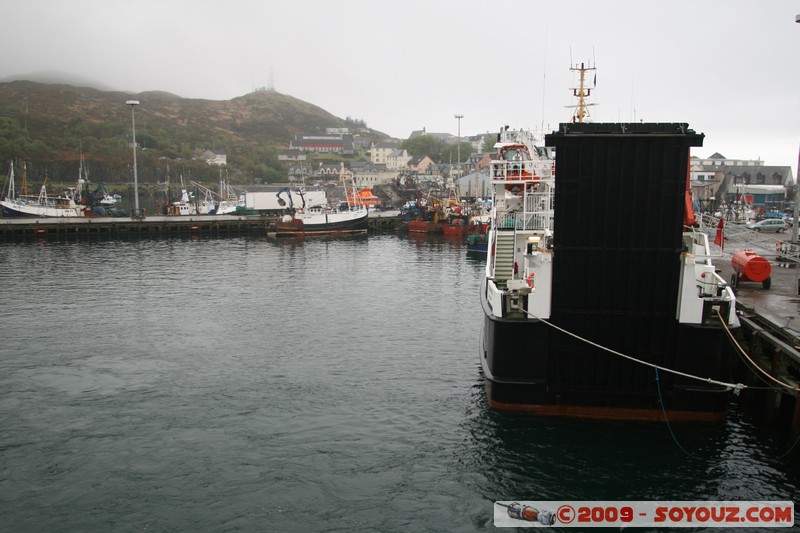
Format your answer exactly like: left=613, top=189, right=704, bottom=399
left=370, top=141, right=398, bottom=165
left=386, top=149, right=412, bottom=170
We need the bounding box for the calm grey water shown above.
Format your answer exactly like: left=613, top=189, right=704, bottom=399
left=1, top=234, right=797, bottom=532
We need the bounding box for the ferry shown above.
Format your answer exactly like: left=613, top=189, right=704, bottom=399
left=479, top=66, right=738, bottom=421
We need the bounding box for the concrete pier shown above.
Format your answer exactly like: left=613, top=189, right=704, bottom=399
left=0, top=214, right=276, bottom=241
left=711, top=227, right=800, bottom=439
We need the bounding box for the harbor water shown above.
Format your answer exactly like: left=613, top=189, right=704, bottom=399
left=1, top=234, right=797, bottom=531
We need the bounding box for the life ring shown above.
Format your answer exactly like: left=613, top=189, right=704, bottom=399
left=526, top=272, right=535, bottom=288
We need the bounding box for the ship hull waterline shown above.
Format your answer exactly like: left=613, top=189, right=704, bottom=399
left=272, top=213, right=369, bottom=237
left=479, top=280, right=732, bottom=423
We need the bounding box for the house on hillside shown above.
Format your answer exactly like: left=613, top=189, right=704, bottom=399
left=408, top=127, right=457, bottom=144
left=370, top=141, right=398, bottom=165
left=200, top=149, right=227, bottom=166
left=350, top=161, right=395, bottom=187
left=408, top=155, right=435, bottom=173
left=315, top=162, right=344, bottom=181
left=278, top=149, right=307, bottom=162
left=288, top=166, right=312, bottom=182
left=386, top=149, right=413, bottom=170
left=290, top=133, right=354, bottom=155
left=467, top=152, right=492, bottom=171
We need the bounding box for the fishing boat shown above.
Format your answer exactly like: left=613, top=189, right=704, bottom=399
left=163, top=177, right=216, bottom=216
left=97, top=190, right=117, bottom=207
left=406, top=219, right=443, bottom=233
left=214, top=175, right=245, bottom=215
left=1, top=162, right=87, bottom=218
left=466, top=232, right=488, bottom=257
left=272, top=165, right=368, bottom=237
left=479, top=69, right=738, bottom=421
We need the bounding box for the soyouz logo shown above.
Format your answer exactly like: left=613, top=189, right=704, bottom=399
left=493, top=501, right=795, bottom=528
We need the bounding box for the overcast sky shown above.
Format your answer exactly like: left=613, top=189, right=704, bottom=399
left=1, top=0, right=798, bottom=175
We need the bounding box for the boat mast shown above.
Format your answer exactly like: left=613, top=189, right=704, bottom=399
left=21, top=162, right=28, bottom=196
left=569, top=62, right=597, bottom=123
left=6, top=161, right=15, bottom=200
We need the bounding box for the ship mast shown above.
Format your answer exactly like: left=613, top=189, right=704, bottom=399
left=568, top=62, right=597, bottom=123
left=21, top=162, right=28, bottom=196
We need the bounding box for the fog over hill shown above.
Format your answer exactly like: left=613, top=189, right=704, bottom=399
left=0, top=71, right=119, bottom=93
left=0, top=79, right=387, bottom=185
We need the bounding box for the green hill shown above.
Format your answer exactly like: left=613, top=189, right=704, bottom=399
left=0, top=81, right=388, bottom=187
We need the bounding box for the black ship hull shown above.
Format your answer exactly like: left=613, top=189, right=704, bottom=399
left=273, top=212, right=368, bottom=237
left=480, top=282, right=733, bottom=421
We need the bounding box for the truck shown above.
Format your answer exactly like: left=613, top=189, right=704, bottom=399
left=243, top=188, right=328, bottom=213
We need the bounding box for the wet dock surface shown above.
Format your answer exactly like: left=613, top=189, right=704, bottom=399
left=711, top=228, right=800, bottom=338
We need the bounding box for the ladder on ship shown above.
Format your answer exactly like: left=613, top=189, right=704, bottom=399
left=493, top=231, right=515, bottom=288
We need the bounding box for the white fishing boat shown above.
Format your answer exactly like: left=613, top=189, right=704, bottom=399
left=169, top=187, right=215, bottom=216
left=272, top=164, right=368, bottom=236
left=98, top=191, right=117, bottom=207
left=214, top=174, right=245, bottom=215
left=163, top=175, right=216, bottom=216
left=1, top=162, right=86, bottom=218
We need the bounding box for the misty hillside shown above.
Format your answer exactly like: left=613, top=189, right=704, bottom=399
left=0, top=81, right=387, bottom=184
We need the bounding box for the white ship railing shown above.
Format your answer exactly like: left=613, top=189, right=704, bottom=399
left=493, top=181, right=555, bottom=232
left=490, top=160, right=554, bottom=181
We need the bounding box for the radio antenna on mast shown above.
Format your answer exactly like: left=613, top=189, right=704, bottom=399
left=540, top=27, right=548, bottom=135
left=567, top=60, right=597, bottom=123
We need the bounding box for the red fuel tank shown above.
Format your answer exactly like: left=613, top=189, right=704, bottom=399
left=731, top=250, right=772, bottom=285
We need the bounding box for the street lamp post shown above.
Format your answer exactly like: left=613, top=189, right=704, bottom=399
left=793, top=146, right=799, bottom=243
left=126, top=99, right=141, bottom=217
left=454, top=114, right=463, bottom=176
left=794, top=15, right=800, bottom=243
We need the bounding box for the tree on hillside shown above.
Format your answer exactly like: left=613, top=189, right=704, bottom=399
left=401, top=134, right=476, bottom=164
left=400, top=135, right=449, bottom=162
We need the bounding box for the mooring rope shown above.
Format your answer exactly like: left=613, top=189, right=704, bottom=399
left=523, top=309, right=746, bottom=392
left=655, top=367, right=701, bottom=459
left=483, top=306, right=800, bottom=458
left=715, top=310, right=800, bottom=393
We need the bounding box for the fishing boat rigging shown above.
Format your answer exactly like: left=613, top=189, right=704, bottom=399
left=1, top=161, right=87, bottom=218
left=271, top=164, right=368, bottom=237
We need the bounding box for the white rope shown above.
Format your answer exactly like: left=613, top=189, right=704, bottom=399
left=715, top=310, right=800, bottom=393
left=524, top=309, right=746, bottom=392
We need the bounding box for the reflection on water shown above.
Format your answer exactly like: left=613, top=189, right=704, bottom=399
left=0, top=234, right=797, bottom=531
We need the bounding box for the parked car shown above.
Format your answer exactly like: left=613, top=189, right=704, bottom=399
left=745, top=218, right=789, bottom=233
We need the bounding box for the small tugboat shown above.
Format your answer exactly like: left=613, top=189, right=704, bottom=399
left=479, top=66, right=738, bottom=421
left=272, top=164, right=368, bottom=237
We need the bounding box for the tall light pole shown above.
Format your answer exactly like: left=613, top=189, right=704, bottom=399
left=126, top=99, right=140, bottom=216
left=454, top=114, right=463, bottom=176
left=793, top=14, right=799, bottom=243
left=793, top=145, right=799, bottom=244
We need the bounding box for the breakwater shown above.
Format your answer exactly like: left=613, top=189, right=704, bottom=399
left=0, top=214, right=275, bottom=240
